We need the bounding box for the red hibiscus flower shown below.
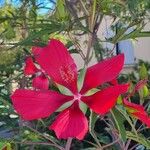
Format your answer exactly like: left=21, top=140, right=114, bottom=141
left=11, top=39, right=128, bottom=140
left=24, top=56, right=49, bottom=90
left=123, top=99, right=150, bottom=127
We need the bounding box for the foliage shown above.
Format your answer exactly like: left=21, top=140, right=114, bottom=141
left=0, top=0, right=150, bottom=149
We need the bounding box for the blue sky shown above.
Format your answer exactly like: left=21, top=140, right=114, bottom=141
left=0, top=0, right=56, bottom=14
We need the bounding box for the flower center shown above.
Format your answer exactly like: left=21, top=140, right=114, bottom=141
left=73, top=93, right=81, bottom=101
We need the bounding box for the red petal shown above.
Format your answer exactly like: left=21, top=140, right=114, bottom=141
left=32, top=74, right=49, bottom=90
left=123, top=99, right=150, bottom=127
left=11, top=89, right=73, bottom=120
left=50, top=101, right=88, bottom=140
left=82, top=84, right=129, bottom=115
left=32, top=46, right=42, bottom=58
left=24, top=57, right=38, bottom=75
left=33, top=39, right=78, bottom=94
left=109, top=78, right=118, bottom=85
left=132, top=112, right=150, bottom=127
left=81, top=54, right=124, bottom=93
left=123, top=99, right=145, bottom=112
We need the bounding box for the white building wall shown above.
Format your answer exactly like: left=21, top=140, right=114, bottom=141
left=72, top=16, right=150, bottom=72
left=134, top=24, right=150, bottom=62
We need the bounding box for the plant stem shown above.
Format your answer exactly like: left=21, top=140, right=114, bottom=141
left=79, top=0, right=89, bottom=16
left=85, top=33, right=94, bottom=65
left=68, top=32, right=86, bottom=60
left=15, top=141, right=64, bottom=150
left=65, top=138, right=73, bottom=150
left=85, top=0, right=97, bottom=66
left=24, top=124, right=64, bottom=150
left=83, top=140, right=99, bottom=148
left=101, top=138, right=120, bottom=149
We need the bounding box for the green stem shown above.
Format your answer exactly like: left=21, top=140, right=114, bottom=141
left=24, top=124, right=64, bottom=150
left=14, top=141, right=64, bottom=150
left=91, top=0, right=97, bottom=29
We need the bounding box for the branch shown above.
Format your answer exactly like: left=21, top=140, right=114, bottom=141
left=24, top=124, right=64, bottom=150
left=101, top=138, right=120, bottom=149
left=65, top=138, right=73, bottom=150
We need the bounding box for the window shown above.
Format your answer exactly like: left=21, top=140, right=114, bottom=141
left=116, top=24, right=135, bottom=65
left=117, top=40, right=135, bottom=65
left=103, top=17, right=135, bottom=65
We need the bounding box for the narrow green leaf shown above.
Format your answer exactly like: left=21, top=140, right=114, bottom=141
left=12, top=23, right=64, bottom=48
left=84, top=88, right=100, bottom=96
left=136, top=31, right=150, bottom=38
left=126, top=131, right=150, bottom=149
left=54, top=0, right=69, bottom=21
left=56, top=83, right=73, bottom=96
left=116, top=105, right=138, bottom=137
left=117, top=95, right=123, bottom=104
left=139, top=63, right=148, bottom=79
left=110, top=28, right=127, bottom=44
left=142, top=85, right=149, bottom=97
left=122, top=31, right=150, bottom=40
left=89, top=110, right=101, bottom=147
left=111, top=108, right=126, bottom=141
left=56, top=101, right=73, bottom=112
left=79, top=101, right=88, bottom=114
left=0, top=142, right=11, bottom=150
left=77, top=68, right=86, bottom=92
left=139, top=85, right=149, bottom=99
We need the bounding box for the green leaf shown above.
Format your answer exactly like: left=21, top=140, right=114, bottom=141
left=117, top=95, right=123, bottom=104
left=0, top=142, right=11, bottom=150
left=109, top=27, right=127, bottom=44
left=56, top=83, right=73, bottom=96
left=97, top=134, right=111, bottom=144
left=89, top=110, right=101, bottom=147
left=136, top=31, right=150, bottom=38
left=84, top=88, right=100, bottom=96
left=116, top=105, right=138, bottom=136
left=0, top=142, right=6, bottom=149
left=111, top=108, right=126, bottom=141
left=122, top=31, right=150, bottom=40
left=69, top=49, right=79, bottom=54
left=142, top=85, right=149, bottom=97
left=79, top=101, right=88, bottom=114
left=56, top=101, right=73, bottom=112
left=77, top=68, right=86, bottom=92
left=4, top=25, right=16, bottom=40
left=13, top=22, right=64, bottom=47
left=89, top=113, right=97, bottom=130
left=139, top=63, right=148, bottom=79
left=139, top=85, right=149, bottom=98
left=54, top=0, right=69, bottom=21
left=126, top=131, right=150, bottom=149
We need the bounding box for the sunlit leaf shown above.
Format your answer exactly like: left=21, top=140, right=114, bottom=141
left=139, top=85, right=149, bottom=98
left=139, top=63, right=148, bottom=79
left=54, top=0, right=70, bottom=21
